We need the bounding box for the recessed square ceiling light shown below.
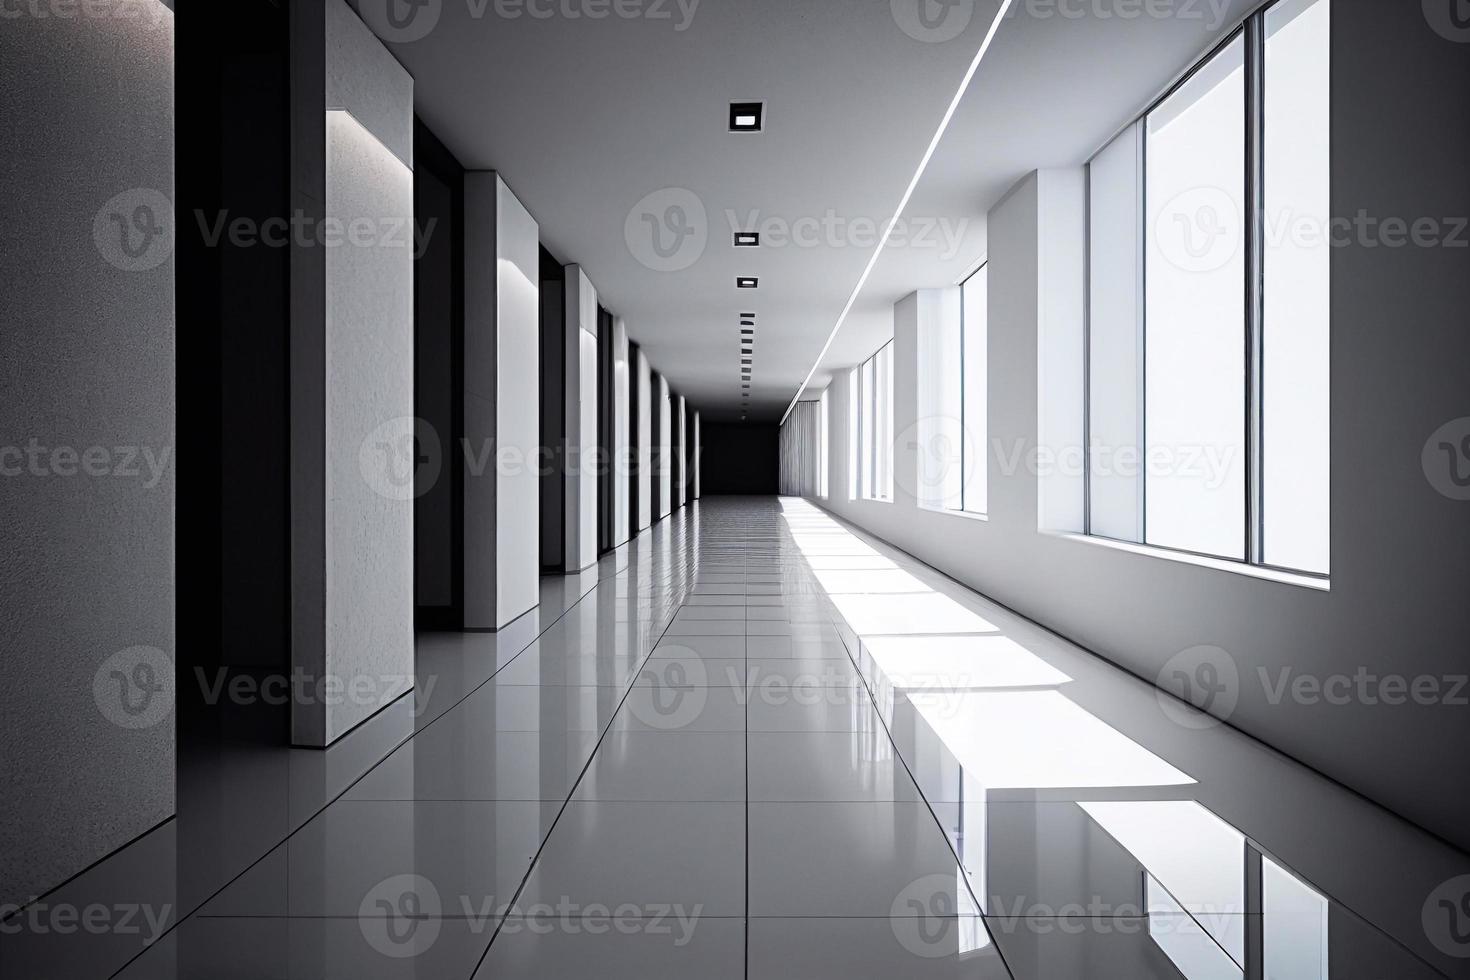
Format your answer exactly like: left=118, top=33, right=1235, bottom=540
left=734, top=232, right=760, bottom=247
left=741, top=348, right=753, bottom=355
left=740, top=312, right=756, bottom=318
left=736, top=277, right=758, bottom=289
left=729, top=102, right=764, bottom=132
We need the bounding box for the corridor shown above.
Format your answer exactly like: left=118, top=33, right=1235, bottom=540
left=6, top=1, right=1470, bottom=977
left=101, top=498, right=1460, bottom=979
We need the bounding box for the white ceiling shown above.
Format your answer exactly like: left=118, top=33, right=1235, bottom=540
left=352, top=0, right=1253, bottom=420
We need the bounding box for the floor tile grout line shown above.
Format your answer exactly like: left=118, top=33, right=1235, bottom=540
left=466, top=528, right=705, bottom=978
left=104, top=557, right=636, bottom=980
left=743, top=535, right=751, bottom=980
left=793, top=520, right=1024, bottom=980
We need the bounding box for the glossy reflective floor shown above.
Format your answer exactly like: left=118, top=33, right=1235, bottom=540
left=8, top=498, right=1469, bottom=979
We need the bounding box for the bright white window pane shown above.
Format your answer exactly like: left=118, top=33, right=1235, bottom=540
left=1262, top=0, right=1330, bottom=574
left=860, top=359, right=874, bottom=498
left=874, top=344, right=894, bottom=500
left=1263, top=857, right=1329, bottom=980
left=818, top=390, right=830, bottom=498
left=852, top=365, right=858, bottom=499
left=916, top=292, right=963, bottom=510
left=962, top=266, right=989, bottom=515
left=1088, top=124, right=1145, bottom=541
left=1145, top=36, right=1248, bottom=560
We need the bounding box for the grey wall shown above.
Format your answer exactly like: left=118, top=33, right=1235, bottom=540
left=817, top=0, right=1470, bottom=850
left=290, top=0, right=416, bottom=746
left=0, top=3, right=176, bottom=907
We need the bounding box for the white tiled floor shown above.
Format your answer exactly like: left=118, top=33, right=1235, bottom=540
left=100, top=498, right=1469, bottom=979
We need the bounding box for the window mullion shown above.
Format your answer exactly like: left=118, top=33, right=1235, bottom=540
left=1245, top=12, right=1267, bottom=566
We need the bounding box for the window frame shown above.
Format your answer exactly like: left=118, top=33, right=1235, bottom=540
left=1082, top=0, right=1329, bottom=582
left=852, top=340, right=895, bottom=503
left=959, top=262, right=988, bottom=517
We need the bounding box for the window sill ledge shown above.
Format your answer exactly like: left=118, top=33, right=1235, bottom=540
left=1049, top=532, right=1331, bottom=592
left=917, top=504, right=990, bottom=524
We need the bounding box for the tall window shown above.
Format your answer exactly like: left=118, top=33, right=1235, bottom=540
left=1086, top=0, right=1329, bottom=576
left=916, top=269, right=987, bottom=516
left=960, top=265, right=988, bottom=515
left=851, top=341, right=893, bottom=502
left=818, top=389, right=830, bottom=498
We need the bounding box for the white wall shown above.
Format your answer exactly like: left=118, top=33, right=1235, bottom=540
left=657, top=374, right=672, bottom=519
left=674, top=394, right=687, bottom=509
left=613, top=318, right=630, bottom=545
left=293, top=0, right=415, bottom=746
left=635, top=348, right=652, bottom=531
left=563, top=265, right=599, bottom=571
left=817, top=59, right=1470, bottom=854
left=465, top=173, right=540, bottom=628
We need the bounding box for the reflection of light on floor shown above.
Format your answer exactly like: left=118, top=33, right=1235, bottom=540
left=1264, top=857, right=1330, bottom=980
left=800, top=555, right=898, bottom=570
left=1146, top=874, right=1244, bottom=980
left=1082, top=800, right=1244, bottom=964
left=908, top=690, right=1195, bottom=790
left=813, top=567, right=930, bottom=594
left=864, top=635, right=1073, bottom=690
left=830, top=592, right=998, bottom=635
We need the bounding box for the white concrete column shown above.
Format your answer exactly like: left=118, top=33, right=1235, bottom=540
left=563, top=265, right=599, bottom=571
left=464, top=173, right=540, bottom=628
left=692, top=410, right=701, bottom=500
left=674, top=394, right=687, bottom=509
left=613, top=318, right=630, bottom=544
left=291, top=0, right=415, bottom=746
left=635, top=348, right=652, bottom=532
left=657, top=374, right=672, bottom=518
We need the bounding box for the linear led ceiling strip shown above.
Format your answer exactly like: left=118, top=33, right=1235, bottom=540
left=780, top=0, right=1016, bottom=425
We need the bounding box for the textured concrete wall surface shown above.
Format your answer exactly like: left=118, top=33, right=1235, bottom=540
left=0, top=2, right=177, bottom=907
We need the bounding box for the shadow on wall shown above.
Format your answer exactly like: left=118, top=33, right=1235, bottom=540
left=701, top=422, right=779, bottom=494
